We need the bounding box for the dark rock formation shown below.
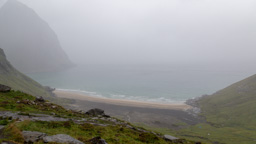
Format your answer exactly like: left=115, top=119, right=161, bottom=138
left=22, top=131, right=47, bottom=143
left=88, top=136, right=108, bottom=144
left=43, top=134, right=84, bottom=144
left=85, top=108, right=105, bottom=116
left=0, top=84, right=11, bottom=92
left=35, top=96, right=45, bottom=103
left=0, top=0, right=74, bottom=73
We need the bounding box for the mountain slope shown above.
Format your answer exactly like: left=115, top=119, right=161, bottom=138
left=174, top=75, right=256, bottom=144
left=0, top=0, right=73, bottom=73
left=0, top=48, right=51, bottom=98
left=198, top=74, right=256, bottom=128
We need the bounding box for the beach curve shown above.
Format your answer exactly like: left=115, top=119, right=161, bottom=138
left=54, top=90, right=191, bottom=110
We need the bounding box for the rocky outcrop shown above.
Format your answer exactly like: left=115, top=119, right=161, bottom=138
left=0, top=125, right=4, bottom=130
left=163, top=135, right=179, bottom=141
left=185, top=96, right=206, bottom=117
left=21, top=131, right=84, bottom=144
left=0, top=111, right=68, bottom=122
left=0, top=141, right=16, bottom=144
left=35, top=96, right=45, bottom=103
left=0, top=84, right=11, bottom=92
left=43, top=134, right=84, bottom=144
left=85, top=108, right=105, bottom=116
left=22, top=131, right=47, bottom=143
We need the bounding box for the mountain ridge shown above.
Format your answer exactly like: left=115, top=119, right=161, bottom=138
left=0, top=48, right=52, bottom=98
left=0, top=0, right=74, bottom=73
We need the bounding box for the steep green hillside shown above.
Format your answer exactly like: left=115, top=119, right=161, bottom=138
left=199, top=74, right=256, bottom=128
left=174, top=74, right=256, bottom=144
left=0, top=48, right=51, bottom=98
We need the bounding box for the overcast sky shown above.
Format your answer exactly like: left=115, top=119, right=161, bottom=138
left=17, top=0, right=256, bottom=65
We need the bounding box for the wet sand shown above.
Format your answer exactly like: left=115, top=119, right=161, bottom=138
left=54, top=90, right=191, bottom=110
left=54, top=90, right=203, bottom=129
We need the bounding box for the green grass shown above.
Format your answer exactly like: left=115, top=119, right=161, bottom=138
left=0, top=90, right=200, bottom=144
left=132, top=74, right=256, bottom=144
left=135, top=123, right=256, bottom=144
left=169, top=74, right=256, bottom=144
left=0, top=91, right=84, bottom=118
left=10, top=120, right=167, bottom=144
left=176, top=123, right=256, bottom=144
left=199, top=74, right=256, bottom=128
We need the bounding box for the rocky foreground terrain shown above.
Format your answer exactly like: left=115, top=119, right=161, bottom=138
left=0, top=84, right=201, bottom=144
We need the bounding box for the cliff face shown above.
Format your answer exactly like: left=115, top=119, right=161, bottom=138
left=0, top=48, right=51, bottom=97
left=0, top=0, right=73, bottom=73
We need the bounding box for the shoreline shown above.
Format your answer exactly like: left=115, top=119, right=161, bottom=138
left=54, top=90, right=191, bottom=110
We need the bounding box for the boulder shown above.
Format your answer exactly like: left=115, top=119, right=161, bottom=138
left=22, top=131, right=47, bottom=143
left=43, top=134, right=84, bottom=144
left=102, top=114, right=111, bottom=118
left=0, top=125, right=5, bottom=130
left=163, top=135, right=179, bottom=142
left=85, top=108, right=105, bottom=116
left=0, top=84, right=11, bottom=92
left=88, top=136, right=108, bottom=144
left=35, top=96, right=45, bottom=103
left=1, top=142, right=17, bottom=144
left=44, top=86, right=55, bottom=92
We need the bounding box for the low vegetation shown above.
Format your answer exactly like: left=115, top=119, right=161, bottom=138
left=0, top=90, right=83, bottom=118
left=152, top=75, right=256, bottom=144
left=0, top=90, right=199, bottom=144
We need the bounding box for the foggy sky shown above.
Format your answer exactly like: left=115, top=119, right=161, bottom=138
left=16, top=0, right=256, bottom=65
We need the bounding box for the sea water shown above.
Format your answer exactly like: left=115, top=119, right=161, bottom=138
left=27, top=64, right=255, bottom=104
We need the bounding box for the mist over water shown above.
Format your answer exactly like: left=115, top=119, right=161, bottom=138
left=13, top=0, right=256, bottom=103
left=18, top=0, right=256, bottom=65
left=28, top=64, right=255, bottom=103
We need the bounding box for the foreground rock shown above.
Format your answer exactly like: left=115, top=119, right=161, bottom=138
left=85, top=108, right=105, bottom=116
left=0, top=111, right=68, bottom=122
left=163, top=135, right=179, bottom=142
left=0, top=142, right=16, bottom=144
left=88, top=136, right=108, bottom=144
left=22, top=131, right=47, bottom=143
left=0, top=125, right=5, bottom=130
left=35, top=96, right=45, bottom=103
left=43, top=134, right=84, bottom=144
left=0, top=84, right=11, bottom=92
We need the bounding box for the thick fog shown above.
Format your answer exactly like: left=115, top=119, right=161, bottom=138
left=16, top=0, right=256, bottom=66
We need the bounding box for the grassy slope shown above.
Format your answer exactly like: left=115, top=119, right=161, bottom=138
left=0, top=90, right=198, bottom=144
left=199, top=74, right=256, bottom=128
left=0, top=48, right=51, bottom=98
left=0, top=91, right=82, bottom=117
left=172, top=74, right=256, bottom=144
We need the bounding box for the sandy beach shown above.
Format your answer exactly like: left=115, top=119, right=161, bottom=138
left=54, top=90, right=202, bottom=129
left=54, top=90, right=191, bottom=110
